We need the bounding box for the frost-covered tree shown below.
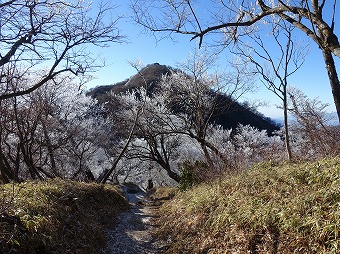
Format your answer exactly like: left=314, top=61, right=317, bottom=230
left=0, top=72, right=102, bottom=182
left=288, top=87, right=340, bottom=158
left=104, top=68, right=262, bottom=184
left=233, top=125, right=285, bottom=168
left=97, top=60, right=287, bottom=186
left=105, top=87, right=182, bottom=183
left=0, top=0, right=123, bottom=183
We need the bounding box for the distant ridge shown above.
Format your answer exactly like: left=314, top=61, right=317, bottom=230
left=272, top=112, right=339, bottom=127
left=87, top=63, right=279, bottom=133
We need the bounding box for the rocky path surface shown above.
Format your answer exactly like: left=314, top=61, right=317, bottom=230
left=102, top=185, right=168, bottom=254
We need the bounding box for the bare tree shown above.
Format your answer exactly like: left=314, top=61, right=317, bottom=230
left=235, top=22, right=308, bottom=160
left=0, top=98, right=21, bottom=183
left=131, top=0, right=340, bottom=122
left=288, top=87, right=340, bottom=157
left=0, top=0, right=122, bottom=100
left=0, top=0, right=123, bottom=182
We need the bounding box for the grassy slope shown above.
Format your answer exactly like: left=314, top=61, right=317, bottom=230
left=0, top=179, right=128, bottom=254
left=157, top=157, right=340, bottom=254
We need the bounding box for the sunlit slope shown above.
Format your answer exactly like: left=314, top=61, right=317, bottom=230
left=0, top=179, right=128, bottom=254
left=157, top=157, right=340, bottom=253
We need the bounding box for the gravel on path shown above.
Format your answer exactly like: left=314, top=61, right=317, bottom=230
left=102, top=185, right=168, bottom=254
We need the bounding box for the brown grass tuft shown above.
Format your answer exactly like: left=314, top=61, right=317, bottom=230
left=156, top=157, right=340, bottom=253
left=0, top=179, right=128, bottom=254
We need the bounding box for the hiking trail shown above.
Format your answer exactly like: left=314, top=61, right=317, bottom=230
left=102, top=184, right=169, bottom=254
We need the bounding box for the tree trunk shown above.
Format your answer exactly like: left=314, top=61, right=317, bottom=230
left=0, top=149, right=20, bottom=183
left=283, top=91, right=292, bottom=161
left=0, top=152, right=11, bottom=183
left=200, top=143, right=214, bottom=166
left=156, top=158, right=180, bottom=183
left=165, top=167, right=180, bottom=183
left=41, top=120, right=58, bottom=176
left=97, top=108, right=141, bottom=184
left=97, top=136, right=132, bottom=184
left=321, top=49, right=340, bottom=123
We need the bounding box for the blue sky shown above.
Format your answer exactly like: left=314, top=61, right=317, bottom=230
left=86, top=1, right=340, bottom=119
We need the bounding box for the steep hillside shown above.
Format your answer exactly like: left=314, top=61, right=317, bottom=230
left=87, top=63, right=279, bottom=133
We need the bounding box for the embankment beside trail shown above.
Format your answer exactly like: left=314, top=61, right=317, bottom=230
left=155, top=157, right=340, bottom=254
left=0, top=179, right=128, bottom=254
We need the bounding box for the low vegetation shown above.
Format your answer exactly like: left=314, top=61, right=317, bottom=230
left=157, top=157, right=340, bottom=253
left=0, top=179, right=128, bottom=254
left=149, top=186, right=178, bottom=204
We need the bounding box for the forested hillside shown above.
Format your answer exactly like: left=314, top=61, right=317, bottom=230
left=87, top=63, right=279, bottom=133
left=1, top=59, right=338, bottom=187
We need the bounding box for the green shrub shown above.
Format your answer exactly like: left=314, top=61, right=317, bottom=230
left=179, top=161, right=207, bottom=191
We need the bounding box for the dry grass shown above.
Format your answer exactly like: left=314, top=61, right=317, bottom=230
left=156, top=157, right=340, bottom=254
left=149, top=187, right=178, bottom=203
left=0, top=179, right=128, bottom=254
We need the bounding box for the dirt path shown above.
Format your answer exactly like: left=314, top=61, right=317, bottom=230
left=102, top=186, right=168, bottom=254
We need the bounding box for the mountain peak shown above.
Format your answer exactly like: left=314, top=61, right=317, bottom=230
left=87, top=63, right=279, bottom=133
left=119, top=63, right=172, bottom=91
